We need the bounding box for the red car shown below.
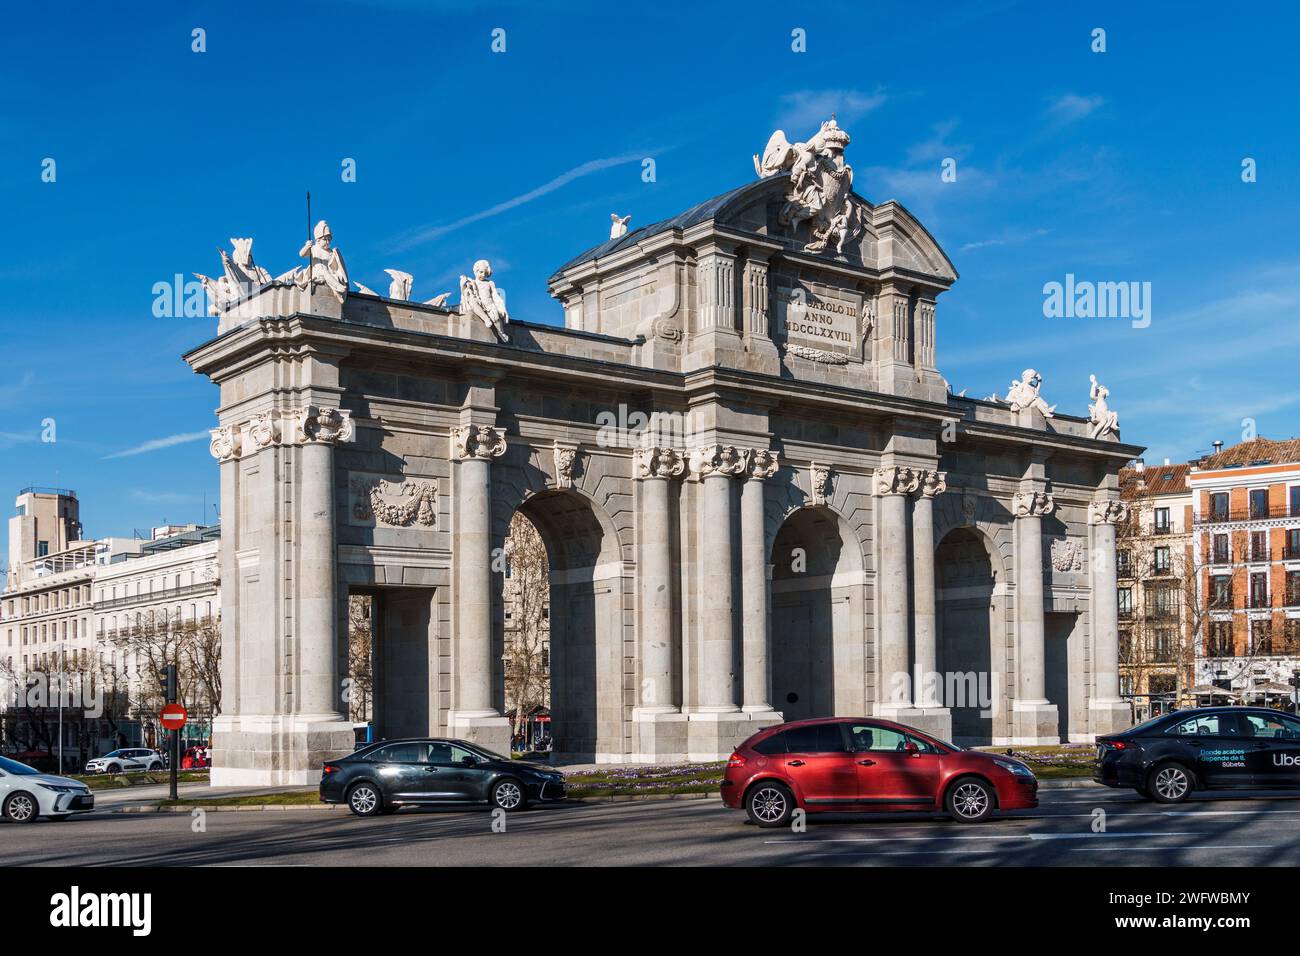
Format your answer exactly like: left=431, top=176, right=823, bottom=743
left=722, top=717, right=1038, bottom=825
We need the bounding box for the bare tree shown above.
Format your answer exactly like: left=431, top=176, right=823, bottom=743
left=503, top=513, right=550, bottom=743
left=346, top=595, right=373, bottom=724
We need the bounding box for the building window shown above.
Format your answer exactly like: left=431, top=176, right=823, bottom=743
left=1206, top=620, right=1233, bottom=657
left=1287, top=571, right=1300, bottom=607
left=1250, top=571, right=1269, bottom=608
left=1117, top=549, right=1132, bottom=576
left=1118, top=587, right=1133, bottom=619
left=1212, top=534, right=1230, bottom=564
left=1210, top=492, right=1229, bottom=521
left=1210, top=575, right=1232, bottom=609
left=1151, top=628, right=1175, bottom=662
left=1250, top=618, right=1273, bottom=655
left=1287, top=528, right=1300, bottom=561
left=1291, top=486, right=1300, bottom=518
left=1154, top=546, right=1171, bottom=573
left=1147, top=585, right=1176, bottom=619
left=1250, top=530, right=1269, bottom=562
left=1250, top=488, right=1270, bottom=519
left=1285, top=619, right=1300, bottom=654
left=1153, top=507, right=1171, bottom=534
left=37, top=540, right=49, bottom=557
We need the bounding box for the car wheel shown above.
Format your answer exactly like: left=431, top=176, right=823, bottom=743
left=3, top=792, right=39, bottom=824
left=491, top=778, right=526, bottom=812
left=1149, top=763, right=1193, bottom=804
left=946, top=777, right=995, bottom=823
left=106, top=763, right=121, bottom=774
left=744, top=781, right=795, bottom=828
left=347, top=782, right=383, bottom=817
left=148, top=762, right=163, bottom=771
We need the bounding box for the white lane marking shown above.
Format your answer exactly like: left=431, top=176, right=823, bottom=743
left=763, top=831, right=1195, bottom=844
left=1160, top=809, right=1300, bottom=817
left=1070, top=845, right=1277, bottom=852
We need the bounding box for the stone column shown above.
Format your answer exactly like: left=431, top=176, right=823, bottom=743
left=1088, top=498, right=1132, bottom=735
left=449, top=424, right=511, bottom=751
left=633, top=447, right=687, bottom=713
left=691, top=444, right=744, bottom=712
left=208, top=425, right=242, bottom=721
left=912, top=470, right=946, bottom=710
left=740, top=449, right=780, bottom=714
left=293, top=406, right=355, bottom=717
left=875, top=466, right=919, bottom=712
left=1012, top=489, right=1059, bottom=743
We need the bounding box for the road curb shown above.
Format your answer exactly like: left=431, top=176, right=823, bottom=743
left=1037, top=778, right=1102, bottom=790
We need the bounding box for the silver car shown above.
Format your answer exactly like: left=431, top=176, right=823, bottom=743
left=0, top=755, right=95, bottom=823
left=84, top=748, right=165, bottom=774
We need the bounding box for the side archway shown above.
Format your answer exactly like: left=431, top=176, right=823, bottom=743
left=769, top=505, right=867, bottom=721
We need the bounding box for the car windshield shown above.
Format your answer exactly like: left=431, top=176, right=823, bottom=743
left=0, top=756, right=40, bottom=776
left=104, top=750, right=125, bottom=758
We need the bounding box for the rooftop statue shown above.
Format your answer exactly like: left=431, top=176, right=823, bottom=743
left=280, top=219, right=349, bottom=301
left=1088, top=374, right=1120, bottom=439
left=459, top=259, right=509, bottom=342
left=1005, top=368, right=1055, bottom=418
left=384, top=269, right=413, bottom=300
left=195, top=237, right=272, bottom=315
left=610, top=213, right=631, bottom=239
left=753, top=115, right=867, bottom=255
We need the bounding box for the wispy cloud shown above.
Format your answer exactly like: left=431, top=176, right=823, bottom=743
left=391, top=153, right=648, bottom=251
left=773, top=88, right=888, bottom=134
left=1048, top=93, right=1105, bottom=123
left=103, top=431, right=210, bottom=460
left=961, top=228, right=1050, bottom=252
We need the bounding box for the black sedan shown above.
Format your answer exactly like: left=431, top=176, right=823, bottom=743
left=320, top=738, right=566, bottom=816
left=1095, top=706, right=1300, bottom=803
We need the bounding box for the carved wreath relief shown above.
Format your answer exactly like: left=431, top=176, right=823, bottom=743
left=349, top=474, right=438, bottom=527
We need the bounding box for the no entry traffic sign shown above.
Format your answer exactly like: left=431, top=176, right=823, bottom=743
left=160, top=703, right=188, bottom=731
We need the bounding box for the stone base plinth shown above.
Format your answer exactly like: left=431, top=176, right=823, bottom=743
left=209, top=713, right=356, bottom=787
left=1011, top=700, right=1061, bottom=745
left=872, top=704, right=952, bottom=741
left=631, top=710, right=690, bottom=763
left=448, top=712, right=513, bottom=756
left=1088, top=699, right=1134, bottom=738
left=686, top=709, right=783, bottom=761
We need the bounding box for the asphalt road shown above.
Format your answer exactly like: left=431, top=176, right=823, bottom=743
left=4, top=787, right=1300, bottom=867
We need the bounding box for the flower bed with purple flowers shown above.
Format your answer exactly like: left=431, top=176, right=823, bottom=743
left=974, top=743, right=1095, bottom=779
left=562, top=762, right=726, bottom=797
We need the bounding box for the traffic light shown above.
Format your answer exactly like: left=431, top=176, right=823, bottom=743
left=158, top=664, right=177, bottom=704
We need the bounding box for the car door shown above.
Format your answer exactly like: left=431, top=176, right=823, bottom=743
left=771, top=723, right=859, bottom=806
left=1163, top=713, right=1250, bottom=788
left=845, top=722, right=942, bottom=808
left=1239, top=712, right=1300, bottom=787
left=124, top=750, right=148, bottom=771
left=423, top=742, right=480, bottom=801
left=366, top=742, right=433, bottom=800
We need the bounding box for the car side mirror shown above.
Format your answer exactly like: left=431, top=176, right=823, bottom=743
left=461, top=755, right=477, bottom=767
left=904, top=742, right=920, bottom=756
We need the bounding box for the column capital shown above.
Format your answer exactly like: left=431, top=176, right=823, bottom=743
left=741, top=448, right=781, bottom=481
left=914, top=469, right=947, bottom=499
left=875, top=465, right=921, bottom=497
left=689, top=443, right=745, bottom=480
left=451, top=424, right=507, bottom=460
left=1088, top=498, right=1129, bottom=525
left=293, top=406, right=355, bottom=445
left=209, top=424, right=242, bottom=462
left=634, top=446, right=687, bottom=480
left=1013, top=490, right=1056, bottom=518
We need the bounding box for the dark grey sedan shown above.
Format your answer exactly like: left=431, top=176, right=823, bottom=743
left=319, top=738, right=567, bottom=816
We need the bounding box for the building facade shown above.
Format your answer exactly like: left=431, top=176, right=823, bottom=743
left=1190, top=438, right=1300, bottom=704
left=186, top=120, right=1141, bottom=784
left=1116, top=462, right=1195, bottom=720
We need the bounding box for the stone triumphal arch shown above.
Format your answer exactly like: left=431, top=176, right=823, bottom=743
left=187, top=118, right=1141, bottom=784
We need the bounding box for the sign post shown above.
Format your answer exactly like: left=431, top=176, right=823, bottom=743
left=160, top=693, right=186, bottom=802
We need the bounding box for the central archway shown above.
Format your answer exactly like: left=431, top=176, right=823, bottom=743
left=769, top=506, right=865, bottom=721
left=503, top=489, right=625, bottom=762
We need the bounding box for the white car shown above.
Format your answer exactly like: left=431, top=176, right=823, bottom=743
left=84, top=748, right=165, bottom=774
left=0, top=755, right=95, bottom=823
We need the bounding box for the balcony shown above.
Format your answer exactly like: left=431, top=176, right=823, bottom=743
left=1248, top=593, right=1272, bottom=610
left=1210, top=550, right=1233, bottom=567
left=94, top=581, right=216, bottom=611
left=1285, top=544, right=1300, bottom=561
left=1150, top=523, right=1175, bottom=536
left=1195, top=504, right=1300, bottom=526
left=1209, top=592, right=1234, bottom=610
left=1246, top=548, right=1273, bottom=564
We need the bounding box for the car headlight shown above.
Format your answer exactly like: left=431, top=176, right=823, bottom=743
left=993, top=758, right=1035, bottom=778
left=38, top=783, right=78, bottom=793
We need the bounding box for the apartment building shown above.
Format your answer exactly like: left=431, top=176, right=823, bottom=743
left=1117, top=461, right=1195, bottom=719
left=1190, top=437, right=1300, bottom=706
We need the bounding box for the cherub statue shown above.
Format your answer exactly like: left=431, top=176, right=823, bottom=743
left=610, top=214, right=631, bottom=239
left=459, top=259, right=509, bottom=342
left=1005, top=368, right=1055, bottom=418
left=283, top=220, right=349, bottom=301
left=1088, top=374, right=1119, bottom=439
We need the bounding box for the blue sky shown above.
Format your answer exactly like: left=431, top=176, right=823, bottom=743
left=2, top=0, right=1298, bottom=541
